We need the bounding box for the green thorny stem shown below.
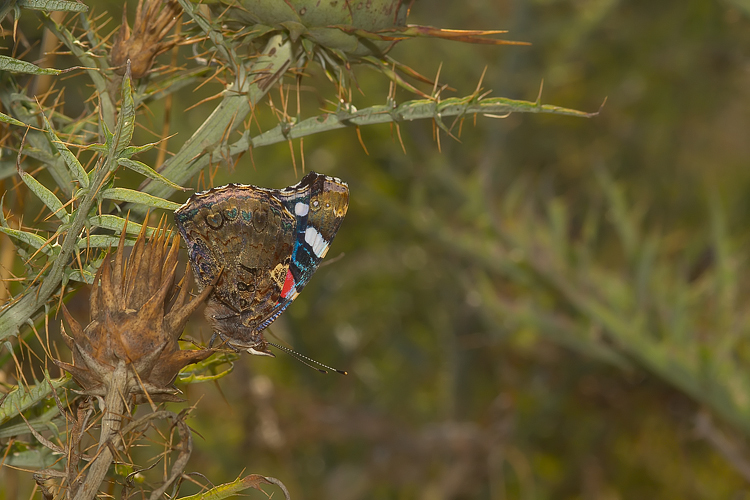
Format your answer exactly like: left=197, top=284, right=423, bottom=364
left=0, top=57, right=141, bottom=342
left=0, top=143, right=119, bottom=342
left=138, top=79, right=599, bottom=209
left=136, top=3, right=598, bottom=205
left=137, top=31, right=295, bottom=201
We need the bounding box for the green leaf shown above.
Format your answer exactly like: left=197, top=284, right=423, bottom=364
left=18, top=169, right=70, bottom=223
left=76, top=235, right=137, bottom=249
left=66, top=255, right=106, bottom=284
left=119, top=142, right=156, bottom=158
left=17, top=0, right=88, bottom=12
left=178, top=475, right=286, bottom=500
left=177, top=352, right=238, bottom=384
left=66, top=268, right=95, bottom=284
left=83, top=143, right=108, bottom=154
left=0, top=1, right=18, bottom=25
left=100, top=188, right=181, bottom=210
left=88, top=214, right=156, bottom=236
left=110, top=72, right=135, bottom=162
left=0, top=111, right=25, bottom=127
left=0, top=447, right=59, bottom=469
left=0, top=195, right=8, bottom=226
left=0, top=374, right=71, bottom=425
left=0, top=405, right=63, bottom=439
left=19, top=145, right=56, bottom=164
left=0, top=55, right=61, bottom=75
left=117, top=158, right=190, bottom=191
left=40, top=109, right=90, bottom=188
left=0, top=227, right=58, bottom=256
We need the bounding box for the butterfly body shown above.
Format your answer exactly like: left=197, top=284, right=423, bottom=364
left=175, top=172, right=349, bottom=355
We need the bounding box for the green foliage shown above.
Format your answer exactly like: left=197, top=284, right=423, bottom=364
left=3, top=0, right=747, bottom=499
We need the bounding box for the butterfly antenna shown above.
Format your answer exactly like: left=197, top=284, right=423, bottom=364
left=267, top=342, right=348, bottom=375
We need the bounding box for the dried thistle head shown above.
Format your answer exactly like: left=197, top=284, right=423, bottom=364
left=110, top=0, right=182, bottom=78
left=56, top=220, right=213, bottom=402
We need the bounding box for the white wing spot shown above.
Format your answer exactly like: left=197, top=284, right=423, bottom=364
left=305, top=227, right=329, bottom=258
left=295, top=202, right=309, bottom=216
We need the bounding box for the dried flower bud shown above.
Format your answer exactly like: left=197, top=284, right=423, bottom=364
left=110, top=0, right=182, bottom=78
left=56, top=221, right=213, bottom=402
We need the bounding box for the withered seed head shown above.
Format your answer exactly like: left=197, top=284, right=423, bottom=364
left=56, top=218, right=214, bottom=402
left=110, top=0, right=182, bottom=78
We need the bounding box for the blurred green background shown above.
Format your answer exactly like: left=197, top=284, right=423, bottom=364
left=5, top=0, right=750, bottom=498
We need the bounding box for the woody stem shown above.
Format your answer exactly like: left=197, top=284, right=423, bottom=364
left=73, top=361, right=128, bottom=500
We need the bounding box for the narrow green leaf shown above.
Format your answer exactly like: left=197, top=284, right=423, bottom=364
left=178, top=475, right=284, bottom=500
left=17, top=0, right=88, bottom=12
left=76, top=235, right=137, bottom=249
left=1, top=447, right=59, bottom=469
left=83, top=143, right=108, bottom=154
left=0, top=1, right=17, bottom=25
left=101, top=117, right=113, bottom=150
left=111, top=72, right=135, bottom=161
left=40, top=13, right=113, bottom=127
left=101, top=188, right=181, bottom=210
left=18, top=145, right=56, bottom=164
left=88, top=214, right=156, bottom=236
left=18, top=169, right=70, bottom=223
left=117, top=158, right=190, bottom=191
left=66, top=255, right=106, bottom=284
left=0, top=227, right=57, bottom=256
left=177, top=352, right=238, bottom=384
left=0, top=195, right=8, bottom=226
left=0, top=374, right=71, bottom=425
left=66, top=268, right=95, bottom=284
left=119, top=142, right=156, bottom=158
left=0, top=405, right=62, bottom=439
left=0, top=111, right=25, bottom=127
left=40, top=109, right=90, bottom=188
left=0, top=55, right=60, bottom=75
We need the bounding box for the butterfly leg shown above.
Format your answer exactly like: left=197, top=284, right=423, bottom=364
left=209, top=331, right=242, bottom=352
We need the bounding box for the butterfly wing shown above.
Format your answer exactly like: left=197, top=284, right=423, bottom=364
left=175, top=185, right=297, bottom=348
left=257, top=172, right=350, bottom=331
left=174, top=172, right=349, bottom=354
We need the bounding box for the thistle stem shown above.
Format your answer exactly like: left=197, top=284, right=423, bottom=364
left=138, top=34, right=293, bottom=201
left=73, top=361, right=128, bottom=500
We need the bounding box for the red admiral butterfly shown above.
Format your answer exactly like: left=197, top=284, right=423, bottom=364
left=175, top=172, right=348, bottom=361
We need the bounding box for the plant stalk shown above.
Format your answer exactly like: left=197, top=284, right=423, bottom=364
left=72, top=361, right=128, bottom=500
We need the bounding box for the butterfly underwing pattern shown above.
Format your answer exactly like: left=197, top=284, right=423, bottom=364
left=174, top=171, right=349, bottom=356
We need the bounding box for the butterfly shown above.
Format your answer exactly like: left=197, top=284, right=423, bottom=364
left=175, top=171, right=349, bottom=356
